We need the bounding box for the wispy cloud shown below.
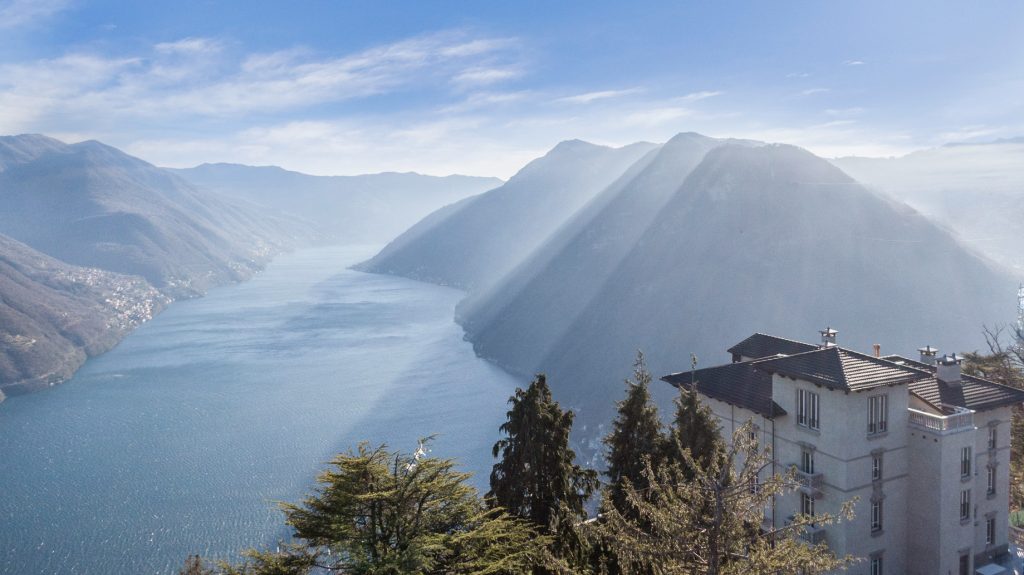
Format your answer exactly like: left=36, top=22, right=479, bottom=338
left=555, top=87, right=643, bottom=104
left=677, top=90, right=722, bottom=103
left=0, top=0, right=69, bottom=29
left=621, top=106, right=693, bottom=126
left=844, top=59, right=865, bottom=66
left=0, top=30, right=523, bottom=128
left=452, top=66, right=523, bottom=88
left=801, top=87, right=830, bottom=96
left=154, top=37, right=224, bottom=55
left=937, top=125, right=1005, bottom=143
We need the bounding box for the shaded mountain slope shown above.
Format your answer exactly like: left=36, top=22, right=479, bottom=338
left=0, top=233, right=168, bottom=399
left=354, top=139, right=658, bottom=290
left=459, top=143, right=1018, bottom=436
left=0, top=135, right=306, bottom=297
left=170, top=164, right=502, bottom=243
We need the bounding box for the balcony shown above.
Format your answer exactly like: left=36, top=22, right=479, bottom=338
left=907, top=406, right=975, bottom=435
left=791, top=466, right=824, bottom=499
left=787, top=516, right=828, bottom=545
left=801, top=525, right=827, bottom=545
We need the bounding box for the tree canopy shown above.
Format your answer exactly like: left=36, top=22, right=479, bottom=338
left=597, top=422, right=856, bottom=575
left=196, top=442, right=549, bottom=575
left=489, top=374, right=599, bottom=572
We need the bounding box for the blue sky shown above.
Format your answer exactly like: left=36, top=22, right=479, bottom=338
left=1, top=0, right=1021, bottom=177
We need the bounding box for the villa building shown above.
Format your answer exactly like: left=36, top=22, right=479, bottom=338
left=662, top=330, right=1024, bottom=575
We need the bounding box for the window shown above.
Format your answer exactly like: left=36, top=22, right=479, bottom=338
left=801, top=447, right=815, bottom=474
left=987, top=466, right=996, bottom=495
left=960, top=489, right=971, bottom=521
left=797, top=389, right=820, bottom=430
left=961, top=447, right=972, bottom=477
left=988, top=426, right=997, bottom=449
left=867, top=394, right=888, bottom=434
left=870, top=499, right=883, bottom=532
left=870, top=556, right=883, bottom=575
left=986, top=516, right=996, bottom=545
left=748, top=474, right=759, bottom=494
left=801, top=492, right=815, bottom=518
left=871, top=454, right=883, bottom=481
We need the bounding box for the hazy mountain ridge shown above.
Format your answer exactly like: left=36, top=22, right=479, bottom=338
left=377, top=136, right=1018, bottom=439
left=170, top=163, right=503, bottom=243
left=0, top=134, right=317, bottom=397
left=0, top=233, right=169, bottom=400
left=354, top=139, right=658, bottom=290
left=833, top=139, right=1024, bottom=271
left=0, top=135, right=309, bottom=298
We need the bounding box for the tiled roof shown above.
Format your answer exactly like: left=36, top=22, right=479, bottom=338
left=726, top=333, right=818, bottom=360
left=884, top=355, right=1024, bottom=412
left=754, top=346, right=931, bottom=392
left=662, top=361, right=787, bottom=419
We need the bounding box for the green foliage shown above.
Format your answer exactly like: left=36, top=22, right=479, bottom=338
left=217, top=442, right=549, bottom=575
left=602, top=352, right=665, bottom=518
left=597, top=421, right=857, bottom=575
left=668, top=378, right=724, bottom=478
left=489, top=374, right=599, bottom=572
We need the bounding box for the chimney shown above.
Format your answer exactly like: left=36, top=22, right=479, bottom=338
left=918, top=345, right=939, bottom=365
left=873, top=344, right=881, bottom=358
left=936, top=353, right=962, bottom=386
left=819, top=327, right=838, bottom=348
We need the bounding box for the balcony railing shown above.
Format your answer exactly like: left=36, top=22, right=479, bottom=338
left=791, top=466, right=824, bottom=499
left=803, top=525, right=827, bottom=545
left=907, top=406, right=975, bottom=435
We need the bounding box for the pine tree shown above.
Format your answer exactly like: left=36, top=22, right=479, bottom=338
left=602, top=351, right=664, bottom=518
left=669, top=374, right=724, bottom=477
left=489, top=374, right=599, bottom=572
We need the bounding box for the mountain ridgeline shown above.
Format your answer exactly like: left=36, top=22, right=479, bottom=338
left=360, top=135, right=1019, bottom=436
left=832, top=140, right=1024, bottom=272
left=0, top=135, right=310, bottom=297
left=354, top=140, right=658, bottom=290
left=170, top=164, right=503, bottom=244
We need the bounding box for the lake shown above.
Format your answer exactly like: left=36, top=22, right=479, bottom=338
left=0, top=246, right=524, bottom=575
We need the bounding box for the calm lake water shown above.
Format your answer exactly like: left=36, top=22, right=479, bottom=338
left=0, top=246, right=524, bottom=575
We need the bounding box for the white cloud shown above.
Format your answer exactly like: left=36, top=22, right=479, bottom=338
left=154, top=37, right=224, bottom=55
left=677, top=90, right=722, bottom=102
left=555, top=87, right=643, bottom=104
left=0, top=30, right=523, bottom=126
left=801, top=87, right=830, bottom=96
left=937, top=125, right=1005, bottom=143
left=621, top=106, right=693, bottom=126
left=844, top=59, right=865, bottom=66
left=0, top=0, right=69, bottom=29
left=452, top=66, right=523, bottom=87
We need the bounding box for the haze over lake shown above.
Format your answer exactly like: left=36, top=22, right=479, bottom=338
left=0, top=246, right=522, bottom=575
